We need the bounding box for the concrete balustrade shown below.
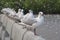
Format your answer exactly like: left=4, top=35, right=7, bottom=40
left=6, top=17, right=15, bottom=36
left=0, top=14, right=45, bottom=40
left=0, top=14, right=5, bottom=25
left=0, top=14, right=6, bottom=40
left=2, top=15, right=8, bottom=28
left=11, top=23, right=26, bottom=40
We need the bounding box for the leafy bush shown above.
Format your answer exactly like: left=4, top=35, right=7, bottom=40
left=0, top=0, right=21, bottom=12
left=22, top=0, right=60, bottom=14
left=0, top=0, right=60, bottom=14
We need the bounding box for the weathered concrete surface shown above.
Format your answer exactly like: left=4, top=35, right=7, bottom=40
left=0, top=14, right=60, bottom=40
left=36, top=15, right=60, bottom=40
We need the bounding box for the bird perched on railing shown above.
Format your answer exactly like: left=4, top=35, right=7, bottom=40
left=15, top=9, right=24, bottom=20
left=21, top=10, right=36, bottom=25
left=1, top=8, right=10, bottom=14
left=31, top=12, right=44, bottom=35
left=1, top=8, right=16, bottom=17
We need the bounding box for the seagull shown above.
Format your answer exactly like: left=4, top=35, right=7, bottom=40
left=35, top=12, right=44, bottom=24
left=8, top=8, right=16, bottom=17
left=18, top=9, right=24, bottom=19
left=1, top=8, right=16, bottom=16
left=15, top=9, right=24, bottom=20
left=15, top=9, right=21, bottom=16
left=21, top=10, right=36, bottom=25
left=1, top=8, right=11, bottom=14
left=31, top=12, right=44, bottom=35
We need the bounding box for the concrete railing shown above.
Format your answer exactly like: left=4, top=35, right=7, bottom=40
left=0, top=14, right=45, bottom=40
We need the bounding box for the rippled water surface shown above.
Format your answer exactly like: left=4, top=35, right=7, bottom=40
left=36, top=15, right=60, bottom=40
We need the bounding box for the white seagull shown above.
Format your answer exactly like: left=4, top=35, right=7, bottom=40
left=15, top=9, right=24, bottom=20
left=21, top=10, right=36, bottom=25
left=1, top=8, right=16, bottom=17
left=31, top=12, right=44, bottom=35
left=1, top=8, right=11, bottom=14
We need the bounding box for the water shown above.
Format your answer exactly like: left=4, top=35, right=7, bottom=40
left=36, top=15, right=60, bottom=40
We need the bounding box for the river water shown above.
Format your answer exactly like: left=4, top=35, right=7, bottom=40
left=36, top=15, right=60, bottom=40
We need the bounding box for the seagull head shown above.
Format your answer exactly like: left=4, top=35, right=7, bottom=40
left=18, top=9, right=21, bottom=12
left=29, top=10, right=33, bottom=13
left=37, top=12, right=43, bottom=18
left=21, top=9, right=24, bottom=12
left=39, top=12, right=43, bottom=16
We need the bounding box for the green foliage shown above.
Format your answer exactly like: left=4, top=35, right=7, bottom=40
left=22, top=0, right=60, bottom=14
left=0, top=0, right=21, bottom=11
left=0, top=0, right=60, bottom=14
